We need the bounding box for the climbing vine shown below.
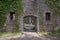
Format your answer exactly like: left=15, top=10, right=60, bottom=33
left=46, top=0, right=60, bottom=27
left=0, top=0, right=23, bottom=31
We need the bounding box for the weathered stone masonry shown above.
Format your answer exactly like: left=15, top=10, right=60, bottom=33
left=5, top=0, right=60, bottom=32
left=19, top=0, right=53, bottom=32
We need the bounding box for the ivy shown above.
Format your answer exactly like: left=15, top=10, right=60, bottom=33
left=46, top=0, right=60, bottom=28
left=0, top=0, right=23, bottom=31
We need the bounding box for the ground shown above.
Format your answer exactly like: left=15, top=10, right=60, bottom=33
left=0, top=32, right=60, bottom=40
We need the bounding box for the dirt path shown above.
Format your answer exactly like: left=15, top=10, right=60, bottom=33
left=9, top=32, right=60, bottom=40
left=0, top=32, right=60, bottom=40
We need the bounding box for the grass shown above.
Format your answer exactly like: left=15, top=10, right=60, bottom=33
left=38, top=29, right=60, bottom=37
left=38, top=31, right=49, bottom=36
left=0, top=30, right=22, bottom=36
left=0, top=32, right=8, bottom=36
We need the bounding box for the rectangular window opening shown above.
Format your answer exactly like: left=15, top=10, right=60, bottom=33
left=46, top=13, right=51, bottom=21
left=10, top=12, right=15, bottom=20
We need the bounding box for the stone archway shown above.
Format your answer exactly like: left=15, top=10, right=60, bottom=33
left=23, top=15, right=37, bottom=32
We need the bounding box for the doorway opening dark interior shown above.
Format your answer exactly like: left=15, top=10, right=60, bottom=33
left=23, top=15, right=37, bottom=32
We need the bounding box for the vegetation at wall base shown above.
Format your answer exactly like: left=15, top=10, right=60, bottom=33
left=50, top=29, right=60, bottom=36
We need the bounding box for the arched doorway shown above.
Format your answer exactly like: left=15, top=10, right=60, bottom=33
left=23, top=15, right=37, bottom=32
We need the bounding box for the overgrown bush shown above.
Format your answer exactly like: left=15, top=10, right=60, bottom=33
left=51, top=29, right=60, bottom=35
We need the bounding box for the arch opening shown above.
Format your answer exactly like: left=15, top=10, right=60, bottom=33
left=23, top=15, right=37, bottom=32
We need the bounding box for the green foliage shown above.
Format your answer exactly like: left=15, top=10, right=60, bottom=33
left=0, top=1, right=8, bottom=27
left=51, top=29, right=60, bottom=36
left=45, top=0, right=60, bottom=36
left=46, top=0, right=60, bottom=16
left=0, top=0, right=23, bottom=31
left=12, top=0, right=23, bottom=31
left=0, top=31, right=8, bottom=36
left=39, top=12, right=43, bottom=25
left=46, top=0, right=60, bottom=28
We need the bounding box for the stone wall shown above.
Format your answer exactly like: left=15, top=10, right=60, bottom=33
left=20, top=0, right=53, bottom=32
left=38, top=0, right=53, bottom=31
left=5, top=0, right=56, bottom=32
